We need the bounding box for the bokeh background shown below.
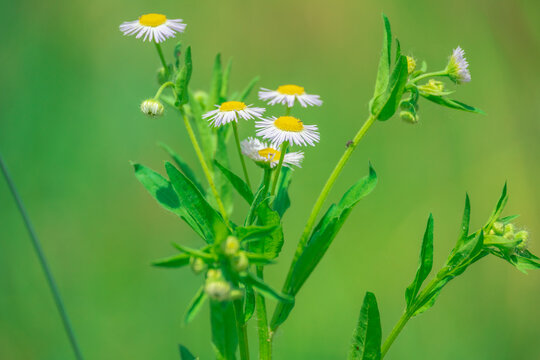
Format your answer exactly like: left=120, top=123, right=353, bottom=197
left=1, top=0, right=539, bottom=359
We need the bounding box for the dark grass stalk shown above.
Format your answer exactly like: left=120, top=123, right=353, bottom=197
left=0, top=154, right=84, bottom=360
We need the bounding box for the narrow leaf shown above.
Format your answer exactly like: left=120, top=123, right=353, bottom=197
left=172, top=243, right=215, bottom=261
left=348, top=292, right=382, bottom=360
left=239, top=76, right=260, bottom=102
left=485, top=182, right=508, bottom=231
left=235, top=224, right=279, bottom=241
left=178, top=345, right=197, bottom=360
left=174, top=46, right=192, bottom=106
left=251, top=200, right=284, bottom=259
left=214, top=160, right=254, bottom=204
left=152, top=253, right=191, bottom=268
left=273, top=167, right=292, bottom=217
left=372, top=14, right=392, bottom=101
left=208, top=53, right=222, bottom=110
left=184, top=285, right=208, bottom=324
left=241, top=273, right=294, bottom=303
left=210, top=300, right=238, bottom=360
left=420, top=93, right=484, bottom=114
left=405, top=214, right=434, bottom=308
left=372, top=55, right=409, bottom=120
left=159, top=142, right=205, bottom=194
left=220, top=57, right=233, bottom=101
left=244, top=285, right=255, bottom=322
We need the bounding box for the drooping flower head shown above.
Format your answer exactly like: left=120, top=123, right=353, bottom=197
left=241, top=137, right=304, bottom=169
left=203, top=101, right=265, bottom=128
left=446, top=46, right=471, bottom=84
left=258, top=85, right=322, bottom=108
left=255, top=116, right=319, bottom=146
left=119, top=14, right=186, bottom=43
left=140, top=99, right=164, bottom=117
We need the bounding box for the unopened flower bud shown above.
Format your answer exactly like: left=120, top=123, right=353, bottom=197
left=140, top=99, right=164, bottom=117
left=417, top=79, right=446, bottom=96
left=193, top=90, right=208, bottom=105
left=232, top=252, right=249, bottom=272
left=206, top=269, right=222, bottom=281
left=504, top=224, right=515, bottom=235
left=406, top=56, right=416, bottom=74
left=492, top=222, right=504, bottom=235
left=222, top=236, right=240, bottom=257
left=205, top=280, right=231, bottom=301
left=400, top=111, right=418, bottom=124
left=515, top=231, right=529, bottom=250
left=190, top=257, right=206, bottom=275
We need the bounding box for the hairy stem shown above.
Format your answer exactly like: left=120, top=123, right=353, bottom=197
left=181, top=111, right=230, bottom=223
left=232, top=121, right=252, bottom=189
left=411, top=70, right=448, bottom=84
left=154, top=42, right=169, bottom=77
left=0, top=154, right=84, bottom=360
left=153, top=81, right=174, bottom=100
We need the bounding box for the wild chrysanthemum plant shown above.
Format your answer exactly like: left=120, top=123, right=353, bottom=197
left=119, top=12, right=537, bottom=360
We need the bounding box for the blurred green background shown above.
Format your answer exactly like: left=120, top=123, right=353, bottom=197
left=1, top=0, right=539, bottom=359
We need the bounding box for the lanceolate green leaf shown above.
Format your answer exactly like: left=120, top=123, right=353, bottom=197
left=348, top=292, right=382, bottom=360
left=184, top=285, right=208, bottom=324
left=178, top=344, right=198, bottom=360
left=213, top=128, right=234, bottom=215
left=405, top=214, right=434, bottom=308
left=188, top=89, right=216, bottom=165
left=241, top=272, right=294, bottom=303
left=372, top=14, right=392, bottom=103
left=235, top=224, right=279, bottom=241
left=210, top=300, right=238, bottom=360
left=273, top=166, right=293, bottom=217
left=208, top=53, right=223, bottom=110
left=420, top=93, right=484, bottom=114
left=159, top=142, right=205, bottom=194
left=372, top=55, right=409, bottom=120
left=244, top=176, right=269, bottom=226
left=251, top=200, right=284, bottom=259
left=244, top=285, right=255, bottom=322
left=484, top=183, right=508, bottom=231
left=172, top=243, right=215, bottom=261
left=220, top=57, right=233, bottom=101
left=152, top=253, right=190, bottom=268
left=239, top=76, right=260, bottom=102
left=165, top=162, right=229, bottom=244
left=214, top=160, right=254, bottom=204
left=175, top=46, right=192, bottom=106
left=133, top=163, right=204, bottom=239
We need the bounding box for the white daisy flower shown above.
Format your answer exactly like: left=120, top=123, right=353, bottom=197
left=446, top=46, right=471, bottom=84
left=203, top=101, right=265, bottom=128
left=255, top=116, right=320, bottom=147
left=258, top=85, right=322, bottom=108
left=241, top=137, right=304, bottom=169
left=119, top=13, right=186, bottom=43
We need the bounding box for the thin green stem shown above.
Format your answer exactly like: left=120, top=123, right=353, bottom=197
left=180, top=111, right=230, bottom=223
left=233, top=299, right=250, bottom=360
left=153, top=81, right=174, bottom=100
left=411, top=70, right=448, bottom=84
left=256, top=266, right=271, bottom=360
left=232, top=122, right=252, bottom=189
left=284, top=114, right=377, bottom=290
left=0, top=154, right=84, bottom=360
left=381, top=277, right=440, bottom=358
left=154, top=42, right=169, bottom=77
left=270, top=141, right=289, bottom=196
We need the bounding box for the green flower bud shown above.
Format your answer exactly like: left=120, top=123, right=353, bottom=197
left=406, top=56, right=417, bottom=74
left=193, top=90, right=208, bottom=106
left=140, top=99, right=164, bottom=117
left=515, top=230, right=529, bottom=250
left=492, top=222, right=504, bottom=235
left=232, top=252, right=249, bottom=272
left=205, top=280, right=232, bottom=301
left=222, top=236, right=240, bottom=257
left=400, top=111, right=418, bottom=124
left=190, top=257, right=206, bottom=275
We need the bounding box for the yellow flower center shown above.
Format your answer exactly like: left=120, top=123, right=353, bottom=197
left=274, top=116, right=304, bottom=132
left=139, top=14, right=167, bottom=27
left=258, top=148, right=281, bottom=162
left=277, top=85, right=305, bottom=95
left=219, top=101, right=247, bottom=112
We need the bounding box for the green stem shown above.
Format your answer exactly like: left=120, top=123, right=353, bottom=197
left=284, top=114, right=377, bottom=289
left=0, top=154, right=84, bottom=360
left=180, top=111, right=230, bottom=224
left=233, top=299, right=250, bottom=360
left=381, top=277, right=440, bottom=358
left=256, top=266, right=271, bottom=360
left=270, top=141, right=289, bottom=196
left=154, top=42, right=169, bottom=77
left=411, top=70, right=448, bottom=84
left=232, top=122, right=252, bottom=189
left=153, top=81, right=174, bottom=100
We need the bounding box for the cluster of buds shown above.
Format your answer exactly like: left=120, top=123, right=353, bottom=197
left=491, top=221, right=529, bottom=251
left=222, top=236, right=249, bottom=272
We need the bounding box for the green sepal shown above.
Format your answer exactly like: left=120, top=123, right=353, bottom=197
left=184, top=285, right=208, bottom=324
left=405, top=214, right=434, bottom=309
left=348, top=292, right=382, bottom=360
left=214, top=160, right=254, bottom=204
